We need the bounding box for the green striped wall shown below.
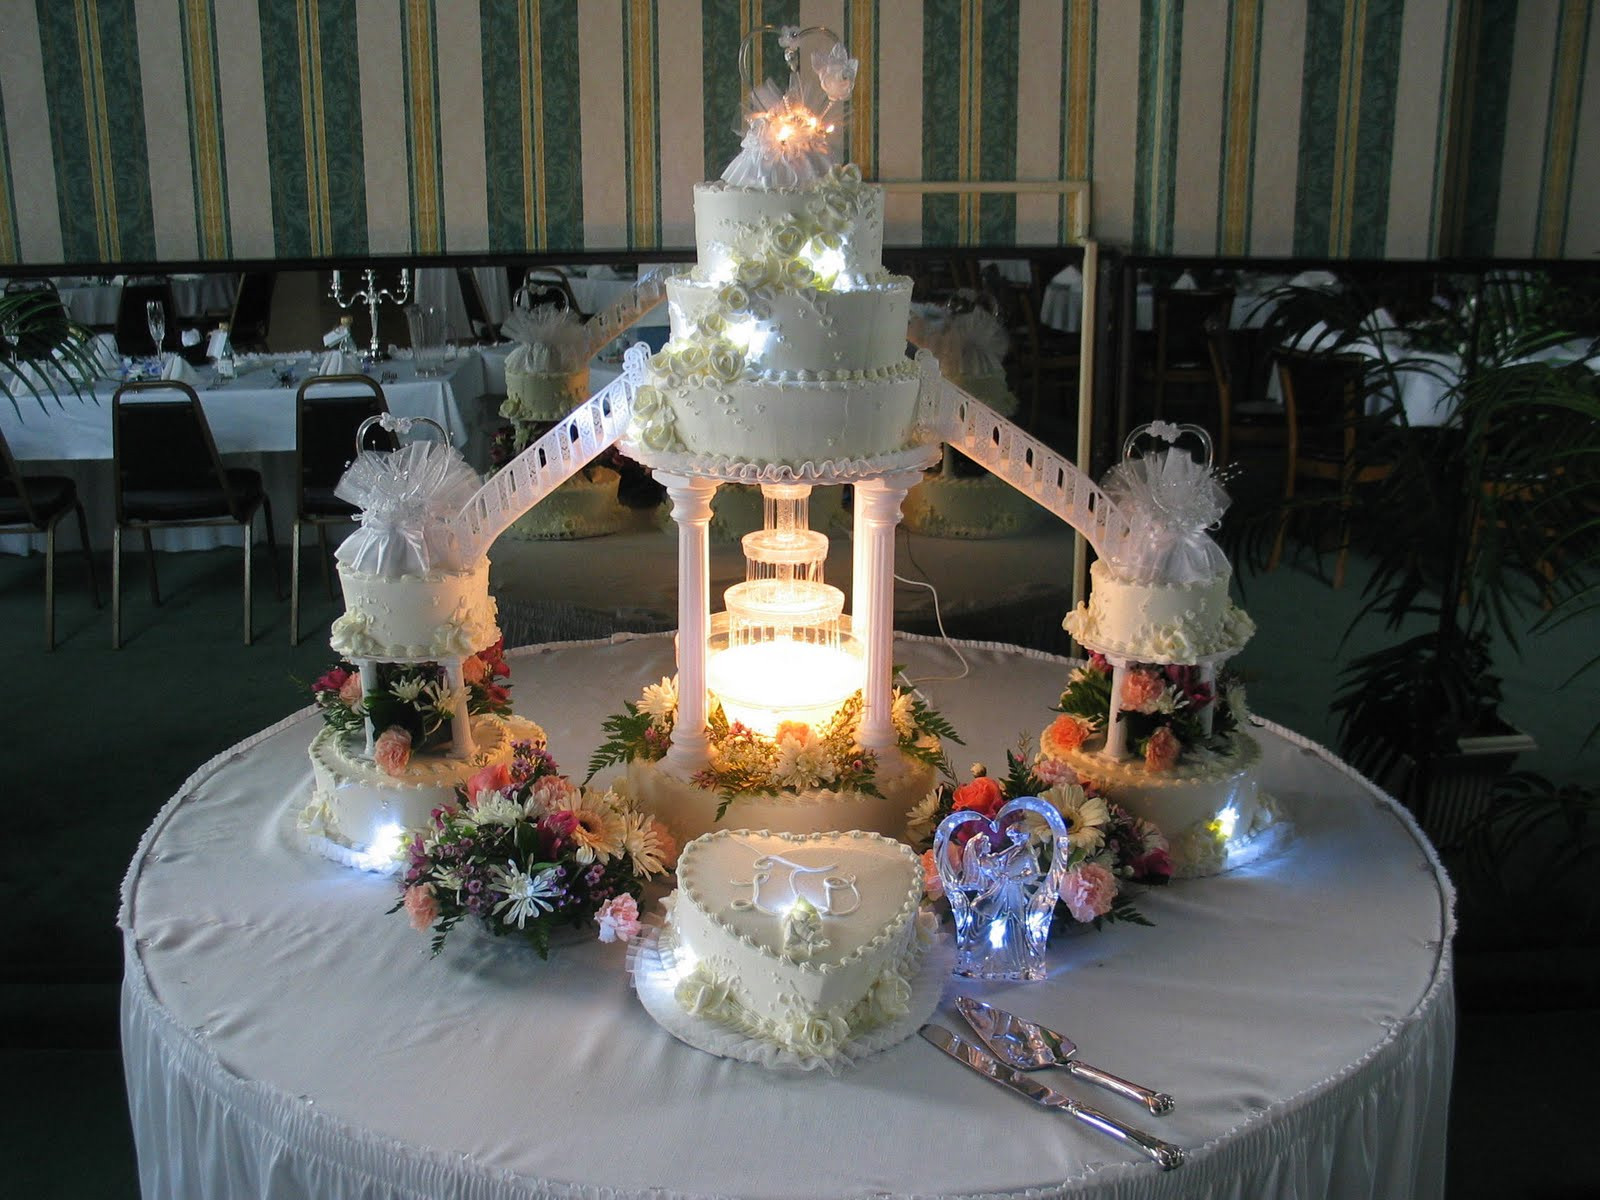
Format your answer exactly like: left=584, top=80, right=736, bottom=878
left=0, top=0, right=1593, bottom=262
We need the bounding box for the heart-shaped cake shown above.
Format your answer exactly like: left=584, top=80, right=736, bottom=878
left=667, top=829, right=930, bottom=1059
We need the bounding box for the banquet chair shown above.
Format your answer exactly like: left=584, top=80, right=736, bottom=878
left=1205, top=315, right=1284, bottom=467
left=516, top=269, right=583, bottom=317
left=1139, top=288, right=1234, bottom=425
left=456, top=268, right=497, bottom=343
left=111, top=381, right=282, bottom=647
left=1269, top=350, right=1390, bottom=589
left=0, top=425, right=100, bottom=649
left=229, top=272, right=276, bottom=352
left=114, top=277, right=180, bottom=357
left=1014, top=286, right=1081, bottom=432
left=290, top=375, right=393, bottom=645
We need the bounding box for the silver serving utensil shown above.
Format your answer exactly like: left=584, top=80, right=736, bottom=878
left=956, top=996, right=1175, bottom=1115
left=920, top=1024, right=1183, bottom=1171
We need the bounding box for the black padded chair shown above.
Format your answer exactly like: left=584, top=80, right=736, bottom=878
left=1205, top=315, right=1285, bottom=467
left=1139, top=288, right=1235, bottom=424
left=114, top=277, right=180, bottom=357
left=229, top=272, right=276, bottom=352
left=111, top=380, right=281, bottom=647
left=0, top=425, right=100, bottom=649
left=290, top=375, right=393, bottom=644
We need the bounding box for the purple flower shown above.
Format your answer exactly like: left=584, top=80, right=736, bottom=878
left=467, top=878, right=482, bottom=894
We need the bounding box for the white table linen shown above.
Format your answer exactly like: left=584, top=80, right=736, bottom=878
left=120, top=633, right=1454, bottom=1200
left=51, top=273, right=238, bottom=327
left=414, top=268, right=513, bottom=342
left=1040, top=281, right=1287, bottom=335
left=1, top=352, right=490, bottom=553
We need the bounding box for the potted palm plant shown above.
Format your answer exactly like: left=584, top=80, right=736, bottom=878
left=1, top=286, right=101, bottom=415
left=1249, top=270, right=1600, bottom=838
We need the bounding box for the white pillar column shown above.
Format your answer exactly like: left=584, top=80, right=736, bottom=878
left=1197, top=660, right=1217, bottom=738
left=444, top=659, right=475, bottom=759
left=657, top=472, right=720, bottom=773
left=1103, top=657, right=1130, bottom=760
left=356, top=658, right=378, bottom=755
left=852, top=472, right=923, bottom=752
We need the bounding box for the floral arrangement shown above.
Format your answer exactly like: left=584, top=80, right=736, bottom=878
left=392, top=739, right=676, bottom=958
left=587, top=674, right=961, bottom=819
left=1044, top=653, right=1245, bottom=774
left=310, top=640, right=512, bottom=774
left=906, top=751, right=1170, bottom=930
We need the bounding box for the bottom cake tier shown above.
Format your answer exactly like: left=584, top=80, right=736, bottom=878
left=901, top=471, right=1050, bottom=539
left=626, top=749, right=935, bottom=846
left=1039, top=731, right=1278, bottom=877
left=504, top=468, right=632, bottom=541
left=301, top=713, right=550, bottom=867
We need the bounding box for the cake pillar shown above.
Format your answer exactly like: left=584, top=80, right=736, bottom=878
left=1103, top=657, right=1130, bottom=760
left=1197, top=660, right=1218, bottom=738
left=852, top=472, right=922, bottom=752
left=444, top=659, right=476, bottom=759
left=355, top=658, right=378, bottom=755
left=657, top=472, right=720, bottom=772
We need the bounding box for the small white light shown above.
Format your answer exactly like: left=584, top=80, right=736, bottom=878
left=1214, top=804, right=1240, bottom=842
left=355, top=822, right=406, bottom=872
left=663, top=948, right=699, bottom=984
left=800, top=243, right=848, bottom=288
left=723, top=316, right=769, bottom=357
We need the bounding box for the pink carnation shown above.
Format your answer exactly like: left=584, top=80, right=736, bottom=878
left=1144, top=725, right=1182, bottom=772
left=403, top=883, right=438, bottom=931
left=650, top=819, right=679, bottom=869
left=1061, top=862, right=1117, bottom=923
left=920, top=850, right=945, bottom=902
left=1042, top=713, right=1092, bottom=756
left=1032, top=754, right=1079, bottom=787
left=1120, top=669, right=1166, bottom=714
left=595, top=894, right=641, bottom=943
left=373, top=726, right=412, bottom=776
left=527, top=775, right=579, bottom=815
left=338, top=673, right=364, bottom=706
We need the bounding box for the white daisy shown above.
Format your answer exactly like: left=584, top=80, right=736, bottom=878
left=891, top=691, right=917, bottom=739
left=1040, top=783, right=1111, bottom=852
left=390, top=676, right=427, bottom=703
left=621, top=811, right=674, bottom=876
left=773, top=729, right=838, bottom=790
left=468, top=791, right=524, bottom=827
left=490, top=860, right=562, bottom=929
left=904, top=790, right=944, bottom=845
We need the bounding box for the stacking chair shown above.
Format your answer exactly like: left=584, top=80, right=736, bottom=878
left=1205, top=315, right=1285, bottom=467
left=0, top=425, right=100, bottom=649
left=114, top=277, right=180, bottom=357
left=1268, top=350, right=1389, bottom=588
left=291, top=375, right=393, bottom=644
left=229, top=272, right=276, bottom=352
left=456, top=268, right=498, bottom=343
left=111, top=380, right=281, bottom=647
left=1139, top=288, right=1235, bottom=425
left=516, top=268, right=584, bottom=317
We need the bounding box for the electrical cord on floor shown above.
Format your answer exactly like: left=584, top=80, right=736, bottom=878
left=891, top=525, right=969, bottom=691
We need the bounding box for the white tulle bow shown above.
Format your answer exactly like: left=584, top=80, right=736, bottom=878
left=908, top=305, right=1009, bottom=378
left=721, top=81, right=837, bottom=189
left=501, top=306, right=590, bottom=375
left=1100, top=449, right=1231, bottom=585
left=334, top=441, right=481, bottom=577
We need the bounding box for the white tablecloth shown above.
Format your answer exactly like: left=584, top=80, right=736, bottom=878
left=119, top=634, right=1454, bottom=1200
left=414, top=268, right=513, bottom=342
left=1, top=352, right=491, bottom=553
left=51, top=274, right=239, bottom=326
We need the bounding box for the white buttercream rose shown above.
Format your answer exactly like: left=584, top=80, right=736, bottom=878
left=869, top=969, right=913, bottom=1020
left=706, top=343, right=744, bottom=383
left=735, top=258, right=774, bottom=289
left=771, top=222, right=808, bottom=258
left=780, top=257, right=816, bottom=289
left=787, top=1012, right=851, bottom=1058
left=675, top=968, right=733, bottom=1017
left=717, top=282, right=753, bottom=315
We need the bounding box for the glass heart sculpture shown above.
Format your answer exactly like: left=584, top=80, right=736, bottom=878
left=933, top=796, right=1070, bottom=981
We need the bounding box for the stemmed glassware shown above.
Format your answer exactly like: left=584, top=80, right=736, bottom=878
left=145, top=300, right=166, bottom=359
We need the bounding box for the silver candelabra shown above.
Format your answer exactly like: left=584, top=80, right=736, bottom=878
left=329, top=268, right=412, bottom=361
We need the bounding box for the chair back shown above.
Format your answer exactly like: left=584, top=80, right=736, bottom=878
left=456, top=268, right=494, bottom=341
left=230, top=272, right=276, bottom=350
left=111, top=381, right=236, bottom=520
left=1275, top=350, right=1368, bottom=458
left=1204, top=314, right=1234, bottom=403
left=1155, top=288, right=1234, bottom=370
left=296, top=376, right=393, bottom=514
left=516, top=268, right=583, bottom=317
left=0, top=423, right=42, bottom=527
left=114, top=277, right=179, bottom=356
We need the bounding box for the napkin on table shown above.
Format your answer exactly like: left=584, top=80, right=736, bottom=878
left=316, top=349, right=364, bottom=376
left=160, top=355, right=204, bottom=386
left=1049, top=265, right=1082, bottom=288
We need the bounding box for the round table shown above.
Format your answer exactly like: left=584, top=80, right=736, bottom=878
left=120, top=634, right=1454, bottom=1199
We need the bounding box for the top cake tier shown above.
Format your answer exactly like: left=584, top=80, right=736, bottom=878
left=1064, top=559, right=1255, bottom=665
left=690, top=167, right=890, bottom=285
left=330, top=558, right=500, bottom=662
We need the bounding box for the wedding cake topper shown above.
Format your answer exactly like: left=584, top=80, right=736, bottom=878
left=1097, top=422, right=1231, bottom=587
left=335, top=416, right=479, bottom=578
left=722, top=25, right=857, bottom=189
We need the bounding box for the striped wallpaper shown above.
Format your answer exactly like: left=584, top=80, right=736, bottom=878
left=0, top=0, right=1592, bottom=264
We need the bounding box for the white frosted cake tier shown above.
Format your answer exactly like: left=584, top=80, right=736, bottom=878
left=627, top=749, right=933, bottom=845
left=330, top=558, right=499, bottom=662
left=902, top=472, right=1048, bottom=539
left=503, top=366, right=589, bottom=423
left=692, top=178, right=887, bottom=279
left=301, top=714, right=548, bottom=864
left=666, top=829, right=928, bottom=1057
left=635, top=366, right=923, bottom=468
left=1064, top=559, right=1256, bottom=664
left=1042, top=731, right=1271, bottom=877
left=505, top=468, right=630, bottom=541
left=664, top=276, right=912, bottom=375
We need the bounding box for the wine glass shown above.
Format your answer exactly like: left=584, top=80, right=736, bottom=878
left=145, top=300, right=166, bottom=358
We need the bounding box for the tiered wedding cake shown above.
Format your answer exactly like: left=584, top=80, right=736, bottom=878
left=1039, top=424, right=1275, bottom=876
left=300, top=422, right=547, bottom=867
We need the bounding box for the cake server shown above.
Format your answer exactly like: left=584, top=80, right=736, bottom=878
left=955, top=996, right=1176, bottom=1115
left=919, top=1024, right=1184, bottom=1172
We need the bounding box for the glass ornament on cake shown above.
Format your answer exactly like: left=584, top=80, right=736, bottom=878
left=933, top=797, right=1071, bottom=981
left=705, top=484, right=863, bottom=735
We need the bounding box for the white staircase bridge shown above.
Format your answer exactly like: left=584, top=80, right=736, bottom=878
left=449, top=346, right=1133, bottom=562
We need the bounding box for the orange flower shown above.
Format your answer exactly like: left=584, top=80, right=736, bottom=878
left=1042, top=713, right=1091, bottom=756
left=951, top=776, right=1004, bottom=819
left=1144, top=726, right=1182, bottom=772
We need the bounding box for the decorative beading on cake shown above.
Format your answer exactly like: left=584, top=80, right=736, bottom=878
left=1063, top=560, right=1256, bottom=663
left=330, top=560, right=500, bottom=661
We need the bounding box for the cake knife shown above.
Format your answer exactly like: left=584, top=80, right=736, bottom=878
left=919, top=1024, right=1184, bottom=1171
left=956, top=996, right=1176, bottom=1115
